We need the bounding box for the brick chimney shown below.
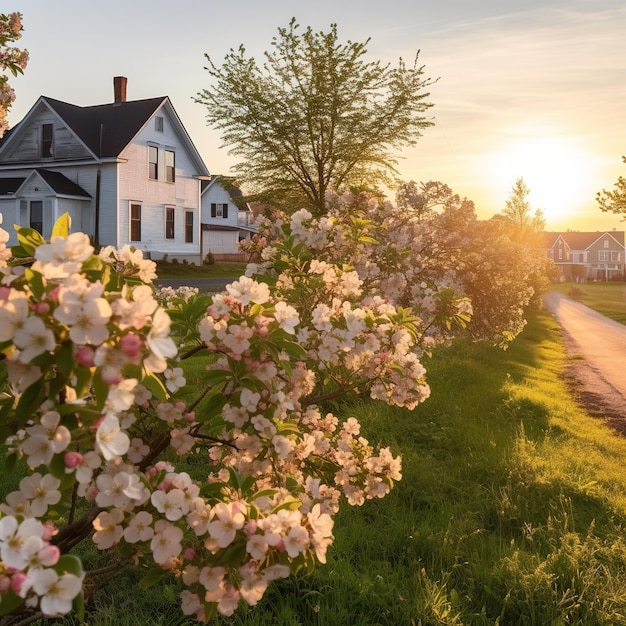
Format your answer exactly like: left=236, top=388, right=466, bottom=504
left=114, top=76, right=127, bottom=103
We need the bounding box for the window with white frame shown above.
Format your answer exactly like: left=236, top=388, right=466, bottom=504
left=41, top=124, right=54, bottom=158
left=210, top=203, right=229, bottom=218
left=604, top=239, right=610, bottom=248
left=611, top=251, right=620, bottom=262
left=185, top=210, right=194, bottom=243
left=148, top=145, right=158, bottom=180
left=155, top=116, right=164, bottom=132
left=599, top=250, right=609, bottom=262
left=165, top=206, right=175, bottom=239
left=165, top=150, right=175, bottom=183
left=130, top=203, right=142, bottom=241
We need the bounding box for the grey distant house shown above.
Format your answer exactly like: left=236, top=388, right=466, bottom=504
left=0, top=76, right=210, bottom=262
left=542, top=231, right=625, bottom=281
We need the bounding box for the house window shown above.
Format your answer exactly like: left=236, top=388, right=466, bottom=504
left=130, top=203, right=141, bottom=241
left=599, top=250, right=609, bottom=262
left=210, top=203, right=229, bottom=219
left=30, top=200, right=43, bottom=233
left=611, top=251, right=620, bottom=262
left=558, top=248, right=563, bottom=260
left=165, top=150, right=175, bottom=183
left=165, top=206, right=175, bottom=239
left=604, top=239, right=609, bottom=248
left=41, top=124, right=53, bottom=158
left=148, top=146, right=158, bottom=180
left=185, top=211, right=194, bottom=243
left=155, top=116, right=164, bottom=132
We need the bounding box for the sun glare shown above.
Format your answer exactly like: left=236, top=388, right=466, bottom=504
left=486, top=134, right=595, bottom=226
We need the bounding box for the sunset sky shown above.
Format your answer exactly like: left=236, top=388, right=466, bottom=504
left=7, top=0, right=626, bottom=232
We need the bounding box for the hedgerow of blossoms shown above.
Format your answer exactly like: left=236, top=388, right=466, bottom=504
left=240, top=190, right=549, bottom=350
left=0, top=209, right=438, bottom=623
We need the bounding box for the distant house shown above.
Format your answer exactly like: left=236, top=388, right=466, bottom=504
left=200, top=175, right=257, bottom=261
left=542, top=231, right=625, bottom=281
left=0, top=77, right=210, bottom=263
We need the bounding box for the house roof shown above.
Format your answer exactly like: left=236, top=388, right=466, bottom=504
left=35, top=169, right=91, bottom=198
left=202, top=175, right=243, bottom=199
left=0, top=177, right=26, bottom=195
left=543, top=231, right=625, bottom=250
left=0, top=89, right=210, bottom=177
left=43, top=96, right=167, bottom=158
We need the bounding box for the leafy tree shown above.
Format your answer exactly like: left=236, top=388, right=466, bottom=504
left=499, top=177, right=546, bottom=244
left=597, top=156, right=626, bottom=216
left=195, top=19, right=435, bottom=216
left=396, top=180, right=451, bottom=222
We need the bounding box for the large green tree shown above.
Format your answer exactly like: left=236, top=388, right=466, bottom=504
left=597, top=156, right=626, bottom=216
left=196, top=19, right=435, bottom=215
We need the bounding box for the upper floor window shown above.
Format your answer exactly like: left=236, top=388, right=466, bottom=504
left=599, top=250, right=609, bottom=262
left=148, top=146, right=158, bottom=180
left=165, top=207, right=175, bottom=239
left=611, top=251, right=620, bottom=262
left=604, top=239, right=610, bottom=248
left=185, top=210, right=194, bottom=243
left=165, top=150, right=175, bottom=183
left=211, top=203, right=229, bottom=219
left=41, top=124, right=54, bottom=158
left=130, top=203, right=141, bottom=241
left=155, top=116, right=164, bottom=132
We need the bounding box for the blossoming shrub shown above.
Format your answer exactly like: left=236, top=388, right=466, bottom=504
left=0, top=11, right=28, bottom=137
left=243, top=189, right=551, bottom=348
left=0, top=209, right=438, bottom=623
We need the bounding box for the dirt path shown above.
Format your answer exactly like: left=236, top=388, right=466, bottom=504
left=543, top=291, right=626, bottom=434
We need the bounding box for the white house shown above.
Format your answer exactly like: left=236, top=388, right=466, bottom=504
left=0, top=77, right=210, bottom=262
left=200, top=175, right=257, bottom=261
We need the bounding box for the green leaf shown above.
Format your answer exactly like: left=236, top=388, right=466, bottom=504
left=0, top=588, right=24, bottom=616
left=141, top=371, right=169, bottom=403
left=14, top=224, right=46, bottom=257
left=196, top=392, right=228, bottom=423
left=54, top=554, right=84, bottom=577
left=250, top=488, right=279, bottom=501
left=140, top=567, right=168, bottom=588
left=73, top=590, right=85, bottom=623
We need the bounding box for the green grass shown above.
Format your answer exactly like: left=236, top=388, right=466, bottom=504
left=5, top=275, right=626, bottom=624
left=154, top=260, right=246, bottom=279
left=27, top=307, right=626, bottom=625
left=550, top=281, right=626, bottom=324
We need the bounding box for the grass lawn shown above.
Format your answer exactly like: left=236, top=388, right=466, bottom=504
left=550, top=281, right=626, bottom=324
left=23, top=306, right=626, bottom=625
left=154, top=260, right=246, bottom=279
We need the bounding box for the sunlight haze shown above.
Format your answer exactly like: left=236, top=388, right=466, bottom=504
left=7, top=0, right=626, bottom=232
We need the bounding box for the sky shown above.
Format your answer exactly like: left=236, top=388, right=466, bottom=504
left=6, top=0, right=626, bottom=232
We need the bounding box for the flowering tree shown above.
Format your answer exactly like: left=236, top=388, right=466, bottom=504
left=0, top=206, right=443, bottom=623
left=0, top=11, right=28, bottom=138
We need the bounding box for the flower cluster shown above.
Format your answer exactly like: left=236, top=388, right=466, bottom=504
left=0, top=516, right=84, bottom=618
left=0, top=11, right=28, bottom=137
left=0, top=210, right=415, bottom=622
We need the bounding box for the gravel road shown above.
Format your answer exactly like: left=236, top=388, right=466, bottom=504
left=543, top=290, right=626, bottom=432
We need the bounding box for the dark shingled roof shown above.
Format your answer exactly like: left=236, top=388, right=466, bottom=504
left=43, top=96, right=167, bottom=158
left=543, top=231, right=625, bottom=249
left=0, top=177, right=26, bottom=195
left=36, top=169, right=91, bottom=198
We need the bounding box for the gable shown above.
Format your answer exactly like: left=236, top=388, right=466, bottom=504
left=0, top=99, right=93, bottom=164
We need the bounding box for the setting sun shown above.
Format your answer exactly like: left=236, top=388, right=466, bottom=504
left=486, top=133, right=597, bottom=225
